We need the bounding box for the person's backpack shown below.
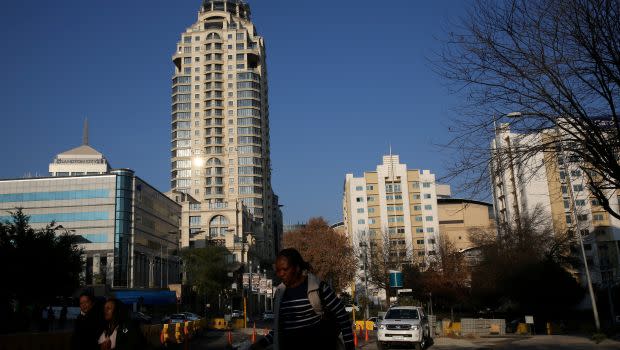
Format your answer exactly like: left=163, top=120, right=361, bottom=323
left=306, top=274, right=345, bottom=350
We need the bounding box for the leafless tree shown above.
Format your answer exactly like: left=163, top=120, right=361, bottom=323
left=437, top=0, right=620, bottom=219
left=364, top=228, right=417, bottom=302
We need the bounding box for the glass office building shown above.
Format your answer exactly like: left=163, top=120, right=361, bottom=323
left=0, top=170, right=182, bottom=288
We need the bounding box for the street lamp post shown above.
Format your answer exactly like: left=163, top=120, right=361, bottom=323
left=360, top=241, right=370, bottom=320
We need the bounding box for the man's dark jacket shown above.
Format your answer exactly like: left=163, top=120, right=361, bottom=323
left=71, top=305, right=104, bottom=350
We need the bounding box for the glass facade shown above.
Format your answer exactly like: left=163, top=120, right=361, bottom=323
left=112, top=169, right=134, bottom=288
left=0, top=189, right=110, bottom=203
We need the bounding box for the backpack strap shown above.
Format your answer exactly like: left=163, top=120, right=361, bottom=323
left=306, top=273, right=323, bottom=316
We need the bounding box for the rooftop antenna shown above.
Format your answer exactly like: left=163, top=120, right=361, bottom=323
left=82, top=117, right=89, bottom=145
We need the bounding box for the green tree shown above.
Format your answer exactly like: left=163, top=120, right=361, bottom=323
left=0, top=209, right=83, bottom=332
left=181, top=245, right=231, bottom=312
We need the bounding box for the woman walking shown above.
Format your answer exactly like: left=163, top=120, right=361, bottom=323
left=251, top=248, right=354, bottom=350
left=98, top=298, right=144, bottom=350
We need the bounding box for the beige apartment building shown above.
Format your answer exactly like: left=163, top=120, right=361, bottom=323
left=170, top=0, right=282, bottom=262
left=491, top=123, right=620, bottom=284
left=343, top=155, right=442, bottom=266
left=437, top=198, right=495, bottom=262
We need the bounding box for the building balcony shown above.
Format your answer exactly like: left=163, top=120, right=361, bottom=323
left=208, top=202, right=228, bottom=210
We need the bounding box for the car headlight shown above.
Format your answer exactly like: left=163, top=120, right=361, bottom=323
left=412, top=325, right=419, bottom=330
left=379, top=324, right=386, bottom=330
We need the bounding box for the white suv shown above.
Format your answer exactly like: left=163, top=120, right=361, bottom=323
left=377, top=306, right=430, bottom=350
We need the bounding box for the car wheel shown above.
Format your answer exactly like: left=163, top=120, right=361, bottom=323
left=414, top=342, right=422, bottom=350
left=377, top=342, right=387, bottom=350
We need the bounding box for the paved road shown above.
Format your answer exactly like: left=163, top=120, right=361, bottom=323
left=191, top=330, right=620, bottom=350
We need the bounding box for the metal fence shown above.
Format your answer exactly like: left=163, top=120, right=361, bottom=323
left=460, top=318, right=505, bottom=336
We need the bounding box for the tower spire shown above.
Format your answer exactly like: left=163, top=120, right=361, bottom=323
left=82, top=117, right=89, bottom=145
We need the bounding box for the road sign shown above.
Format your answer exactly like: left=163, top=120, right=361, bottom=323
left=389, top=270, right=403, bottom=288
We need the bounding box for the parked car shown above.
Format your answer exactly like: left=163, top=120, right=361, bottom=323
left=167, top=313, right=188, bottom=324
left=131, top=311, right=152, bottom=324
left=231, top=310, right=242, bottom=318
left=182, top=312, right=201, bottom=321
left=263, top=312, right=274, bottom=321
left=377, top=306, right=431, bottom=350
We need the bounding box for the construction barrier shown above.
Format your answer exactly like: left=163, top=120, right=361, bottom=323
left=354, top=320, right=374, bottom=330
left=460, top=318, right=506, bottom=336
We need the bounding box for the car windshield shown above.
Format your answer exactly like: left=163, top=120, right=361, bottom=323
left=385, top=309, right=419, bottom=320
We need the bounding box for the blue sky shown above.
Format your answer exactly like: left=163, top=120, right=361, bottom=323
left=0, top=0, right=467, bottom=224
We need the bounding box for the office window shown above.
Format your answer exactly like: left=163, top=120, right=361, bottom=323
left=561, top=185, right=568, bottom=194
left=423, top=194, right=432, bottom=199
left=368, top=218, right=376, bottom=224
left=356, top=208, right=365, bottom=213
left=422, top=182, right=431, bottom=188
left=426, top=227, right=434, bottom=233
left=565, top=214, right=572, bottom=223
left=356, top=197, right=364, bottom=202
left=413, top=205, right=421, bottom=211
left=415, top=216, right=423, bottom=222
left=366, top=185, right=374, bottom=190
left=563, top=200, right=570, bottom=209
left=577, top=214, right=588, bottom=221
left=368, top=207, right=375, bottom=213
left=593, top=213, right=604, bottom=221
left=573, top=184, right=584, bottom=192
left=575, top=199, right=586, bottom=206
left=411, top=181, right=420, bottom=189
left=412, top=194, right=421, bottom=200
left=591, top=199, right=600, bottom=206
left=425, top=216, right=433, bottom=221
left=367, top=196, right=375, bottom=202
left=357, top=219, right=365, bottom=225
left=416, top=239, right=424, bottom=245
left=424, top=204, right=432, bottom=210
left=189, top=216, right=201, bottom=226
left=416, top=228, right=424, bottom=233
left=236, top=33, right=244, bottom=40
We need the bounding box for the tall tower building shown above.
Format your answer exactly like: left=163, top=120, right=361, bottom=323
left=170, top=0, right=281, bottom=261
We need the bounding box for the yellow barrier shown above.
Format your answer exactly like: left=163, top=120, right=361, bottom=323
left=209, top=318, right=229, bottom=330
left=354, top=320, right=374, bottom=330
left=174, top=322, right=184, bottom=343
left=441, top=321, right=461, bottom=336
left=516, top=323, right=529, bottom=335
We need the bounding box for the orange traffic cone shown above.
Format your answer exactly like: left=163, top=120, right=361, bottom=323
left=252, top=322, right=257, bottom=343
left=365, top=324, right=369, bottom=342
left=353, top=327, right=358, bottom=347
left=227, top=330, right=232, bottom=346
